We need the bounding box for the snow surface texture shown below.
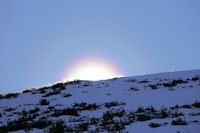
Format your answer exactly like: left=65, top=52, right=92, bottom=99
left=0, top=69, right=200, bottom=133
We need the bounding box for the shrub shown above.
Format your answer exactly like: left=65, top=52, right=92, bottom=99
left=29, top=108, right=40, bottom=114
left=138, top=80, right=149, bottom=83
left=104, top=101, right=125, bottom=108
left=40, top=89, right=46, bottom=93
left=49, top=120, right=66, bottom=133
left=137, top=114, right=151, bottom=121
left=181, top=104, right=191, bottom=108
left=39, top=99, right=50, bottom=105
left=67, top=80, right=81, bottom=85
left=148, top=85, right=158, bottom=89
left=4, top=107, right=15, bottom=112
left=42, top=90, right=61, bottom=97
left=22, top=89, right=33, bottom=93
left=83, top=84, right=90, bottom=87
left=73, top=102, right=100, bottom=110
left=192, top=76, right=199, bottom=81
left=63, top=93, right=72, bottom=97
left=77, top=122, right=89, bottom=131
left=149, top=123, right=161, bottom=128
left=52, top=108, right=79, bottom=117
left=130, top=87, right=139, bottom=91
left=146, top=106, right=156, bottom=113
left=175, top=105, right=179, bottom=108
left=52, top=83, right=66, bottom=90
left=0, top=118, right=52, bottom=132
left=192, top=101, right=200, bottom=108
left=171, top=118, right=187, bottom=125
left=171, top=111, right=184, bottom=118
left=2, top=93, right=19, bottom=99
left=163, top=82, right=177, bottom=87
left=159, top=108, right=169, bottom=118
left=136, top=106, right=145, bottom=113
left=0, top=113, right=2, bottom=117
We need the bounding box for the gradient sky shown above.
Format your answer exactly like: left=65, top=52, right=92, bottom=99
left=0, top=0, right=200, bottom=93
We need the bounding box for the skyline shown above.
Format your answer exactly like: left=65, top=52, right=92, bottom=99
left=0, top=0, right=200, bottom=93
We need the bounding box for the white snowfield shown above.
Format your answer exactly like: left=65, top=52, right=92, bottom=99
left=0, top=69, right=200, bottom=133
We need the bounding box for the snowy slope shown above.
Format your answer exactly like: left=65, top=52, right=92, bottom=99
left=0, top=69, right=200, bottom=133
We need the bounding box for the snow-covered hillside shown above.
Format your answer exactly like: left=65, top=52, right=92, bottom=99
left=0, top=69, right=200, bottom=133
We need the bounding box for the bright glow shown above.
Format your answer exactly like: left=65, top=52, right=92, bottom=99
left=62, top=56, right=123, bottom=81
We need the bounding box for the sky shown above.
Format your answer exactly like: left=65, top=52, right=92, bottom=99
left=0, top=0, right=200, bottom=93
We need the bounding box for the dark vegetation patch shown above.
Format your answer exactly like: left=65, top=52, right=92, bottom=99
left=148, top=84, right=158, bottom=89
left=0, top=92, right=19, bottom=99
left=171, top=118, right=188, bottom=125
left=42, top=90, right=61, bottom=97
left=137, top=114, right=151, bottom=121
left=48, top=120, right=66, bottom=133
left=107, top=93, right=111, bottom=96
left=189, top=112, right=200, bottom=116
left=136, top=106, right=145, bottom=113
left=40, top=89, right=46, bottom=93
left=163, top=79, right=187, bottom=87
left=138, top=80, right=149, bottom=83
left=39, top=99, right=50, bottom=105
left=104, top=101, right=125, bottom=108
left=192, top=76, right=199, bottom=81
left=83, top=84, right=90, bottom=87
left=1, top=101, right=199, bottom=132
left=22, top=88, right=36, bottom=93
left=0, top=118, right=52, bottom=132
left=73, top=102, right=100, bottom=111
left=51, top=83, right=66, bottom=90
left=181, top=104, right=192, bottom=109
left=63, top=93, right=72, bottom=97
left=148, top=122, right=161, bottom=128
left=52, top=108, right=80, bottom=117
left=130, top=87, right=139, bottom=91
left=66, top=80, right=81, bottom=85
left=124, top=79, right=136, bottom=82
left=171, top=111, right=184, bottom=118
left=192, top=101, right=200, bottom=108
left=4, top=107, right=15, bottom=112
left=110, top=77, right=118, bottom=81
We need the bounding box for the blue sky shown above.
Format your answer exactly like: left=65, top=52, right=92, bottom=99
left=0, top=0, right=200, bottom=93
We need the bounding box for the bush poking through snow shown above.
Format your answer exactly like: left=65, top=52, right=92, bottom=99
left=192, top=101, right=200, bottom=108
left=51, top=83, right=66, bottom=90
left=149, top=123, right=161, bottom=128
left=63, top=93, right=72, bottom=97
left=181, top=104, right=192, bottom=108
left=138, top=80, right=149, bottom=83
left=130, top=87, right=139, bottom=91
left=148, top=85, right=158, bottom=89
left=171, top=118, right=188, bottom=125
left=52, top=108, right=80, bottom=117
left=192, top=76, right=199, bottom=81
left=39, top=99, right=50, bottom=105
left=104, top=101, right=125, bottom=108
left=42, top=90, right=61, bottom=97
left=136, top=106, right=145, bottom=113
left=49, top=120, right=66, bottom=133
left=0, top=93, right=19, bottom=99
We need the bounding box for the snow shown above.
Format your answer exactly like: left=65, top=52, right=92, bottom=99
left=0, top=69, right=200, bottom=132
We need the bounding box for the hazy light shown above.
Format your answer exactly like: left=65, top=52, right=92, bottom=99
left=62, top=56, right=123, bottom=81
